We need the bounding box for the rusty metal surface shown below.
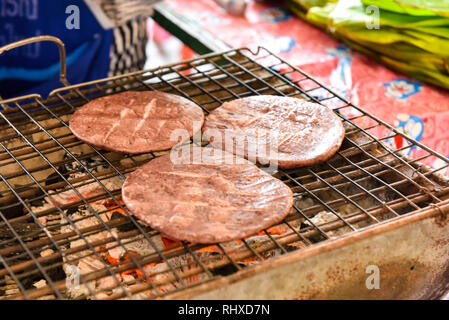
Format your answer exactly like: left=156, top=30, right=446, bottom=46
left=165, top=200, right=449, bottom=299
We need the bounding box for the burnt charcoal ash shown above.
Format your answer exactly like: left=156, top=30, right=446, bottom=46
left=0, top=203, right=24, bottom=220
left=285, top=244, right=300, bottom=252
left=66, top=206, right=79, bottom=216
left=60, top=203, right=113, bottom=299
left=43, top=151, right=124, bottom=206
left=0, top=276, right=20, bottom=298
left=45, top=170, right=68, bottom=188
left=61, top=203, right=166, bottom=299
left=62, top=152, right=109, bottom=178
left=110, top=211, right=135, bottom=233
left=28, top=197, right=46, bottom=208
left=211, top=263, right=245, bottom=277
left=0, top=222, right=41, bottom=240
left=44, top=151, right=110, bottom=190
left=0, top=192, right=25, bottom=220
left=18, top=267, right=65, bottom=292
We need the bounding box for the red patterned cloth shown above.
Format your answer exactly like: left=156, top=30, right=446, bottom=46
left=165, top=0, right=449, bottom=175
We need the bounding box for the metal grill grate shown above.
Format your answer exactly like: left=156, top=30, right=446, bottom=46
left=0, top=47, right=448, bottom=300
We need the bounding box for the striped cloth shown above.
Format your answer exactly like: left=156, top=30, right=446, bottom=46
left=109, top=16, right=148, bottom=76
left=86, top=0, right=161, bottom=76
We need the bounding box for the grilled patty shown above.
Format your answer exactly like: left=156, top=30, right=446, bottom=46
left=69, top=91, right=204, bottom=154
left=122, top=147, right=293, bottom=243
left=202, top=95, right=345, bottom=169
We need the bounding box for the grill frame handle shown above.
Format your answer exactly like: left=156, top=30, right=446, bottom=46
left=0, top=35, right=70, bottom=88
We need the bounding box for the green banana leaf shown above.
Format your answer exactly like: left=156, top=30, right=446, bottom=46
left=344, top=37, right=449, bottom=74
left=333, top=27, right=449, bottom=56
left=339, top=37, right=449, bottom=89
left=326, top=3, right=449, bottom=35
left=305, top=1, right=449, bottom=37
left=286, top=0, right=335, bottom=11
left=305, top=4, right=449, bottom=55
left=286, top=0, right=449, bottom=89
left=361, top=0, right=449, bottom=18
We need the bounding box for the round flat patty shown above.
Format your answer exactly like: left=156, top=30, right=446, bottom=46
left=202, top=95, right=345, bottom=169
left=69, top=91, right=204, bottom=154
left=122, top=147, right=293, bottom=243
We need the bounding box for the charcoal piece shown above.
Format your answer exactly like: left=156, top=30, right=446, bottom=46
left=0, top=200, right=24, bottom=220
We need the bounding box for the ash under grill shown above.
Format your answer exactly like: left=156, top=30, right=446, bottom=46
left=0, top=47, right=448, bottom=300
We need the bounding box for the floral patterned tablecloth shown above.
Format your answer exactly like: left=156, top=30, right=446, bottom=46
left=161, top=0, right=449, bottom=175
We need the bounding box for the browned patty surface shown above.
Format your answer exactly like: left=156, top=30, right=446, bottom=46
left=202, top=95, right=345, bottom=169
left=69, top=91, right=204, bottom=154
left=122, top=147, right=293, bottom=243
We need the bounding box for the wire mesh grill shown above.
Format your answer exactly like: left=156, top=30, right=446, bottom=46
left=0, top=47, right=448, bottom=300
